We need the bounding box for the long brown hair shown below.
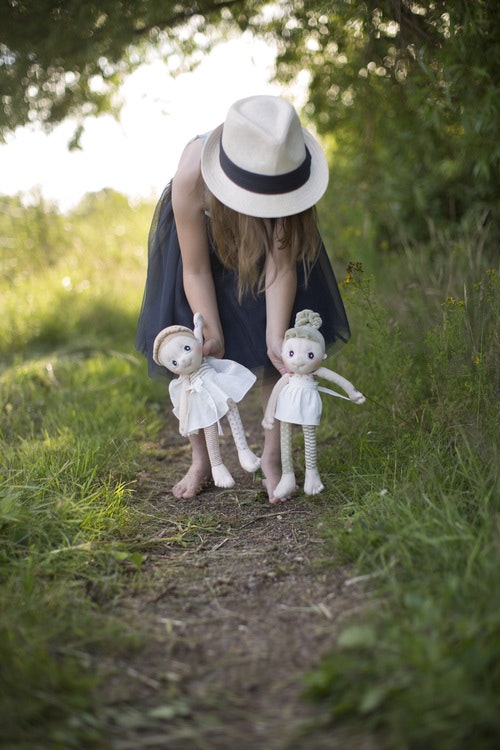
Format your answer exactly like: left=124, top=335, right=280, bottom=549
left=208, top=192, right=322, bottom=301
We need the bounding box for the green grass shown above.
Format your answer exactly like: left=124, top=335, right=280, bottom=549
left=0, top=190, right=164, bottom=748
left=307, top=248, right=500, bottom=749
left=1, top=188, right=499, bottom=748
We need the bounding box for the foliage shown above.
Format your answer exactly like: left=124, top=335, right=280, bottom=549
left=0, top=188, right=149, bottom=354
left=2, top=1, right=499, bottom=247
left=0, top=0, right=257, bottom=139
left=307, top=248, right=500, bottom=749
left=261, top=0, right=500, bottom=245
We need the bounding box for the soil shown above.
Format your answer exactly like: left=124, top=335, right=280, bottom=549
left=102, top=391, right=376, bottom=750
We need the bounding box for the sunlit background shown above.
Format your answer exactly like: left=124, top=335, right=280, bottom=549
left=0, top=37, right=289, bottom=211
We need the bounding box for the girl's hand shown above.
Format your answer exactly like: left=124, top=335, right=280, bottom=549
left=203, top=338, right=224, bottom=358
left=267, top=340, right=287, bottom=376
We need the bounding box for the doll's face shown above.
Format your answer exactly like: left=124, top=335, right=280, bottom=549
left=282, top=336, right=325, bottom=374
left=157, top=334, right=203, bottom=375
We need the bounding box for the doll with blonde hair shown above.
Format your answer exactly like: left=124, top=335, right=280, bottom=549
left=262, top=310, right=365, bottom=501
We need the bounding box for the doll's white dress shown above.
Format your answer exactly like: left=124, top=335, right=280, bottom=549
left=274, top=373, right=322, bottom=426
left=168, top=357, right=256, bottom=434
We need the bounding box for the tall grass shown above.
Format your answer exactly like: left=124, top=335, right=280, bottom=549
left=0, top=190, right=162, bottom=749
left=307, top=226, right=500, bottom=749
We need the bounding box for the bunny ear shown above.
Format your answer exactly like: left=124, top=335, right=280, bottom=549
left=193, top=312, right=204, bottom=344
left=294, top=309, right=323, bottom=330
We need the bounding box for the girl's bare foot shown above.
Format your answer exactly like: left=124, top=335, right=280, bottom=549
left=172, top=463, right=212, bottom=498
left=261, top=376, right=291, bottom=503
left=172, top=433, right=211, bottom=499
left=261, top=442, right=291, bottom=504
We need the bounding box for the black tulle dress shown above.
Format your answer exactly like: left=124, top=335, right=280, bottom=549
left=135, top=181, right=351, bottom=381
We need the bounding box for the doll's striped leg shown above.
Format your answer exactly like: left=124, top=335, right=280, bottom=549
left=225, top=402, right=261, bottom=472
left=203, top=424, right=235, bottom=488
left=303, top=425, right=324, bottom=495
left=273, top=421, right=296, bottom=500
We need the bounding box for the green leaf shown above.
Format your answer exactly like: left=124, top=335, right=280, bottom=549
left=359, top=685, right=390, bottom=713
left=148, top=702, right=190, bottom=720
left=338, top=625, right=377, bottom=649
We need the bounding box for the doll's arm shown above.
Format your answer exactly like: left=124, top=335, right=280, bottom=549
left=262, top=374, right=290, bottom=429
left=315, top=366, right=366, bottom=404
left=178, top=380, right=191, bottom=436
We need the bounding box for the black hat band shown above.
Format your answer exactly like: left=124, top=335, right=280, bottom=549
left=219, top=140, right=312, bottom=195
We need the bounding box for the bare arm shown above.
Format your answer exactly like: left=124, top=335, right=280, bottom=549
left=315, top=366, right=366, bottom=403
left=172, top=138, right=224, bottom=358
left=265, top=225, right=297, bottom=375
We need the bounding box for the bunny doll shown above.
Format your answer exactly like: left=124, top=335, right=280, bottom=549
left=153, top=312, right=260, bottom=489
left=262, top=310, right=365, bottom=500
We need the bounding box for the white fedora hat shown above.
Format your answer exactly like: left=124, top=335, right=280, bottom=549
left=201, top=95, right=329, bottom=218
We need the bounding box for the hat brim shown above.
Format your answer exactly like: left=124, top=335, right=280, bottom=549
left=201, top=124, right=329, bottom=218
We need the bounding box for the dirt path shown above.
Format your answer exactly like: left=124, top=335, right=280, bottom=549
left=102, top=394, right=375, bottom=750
